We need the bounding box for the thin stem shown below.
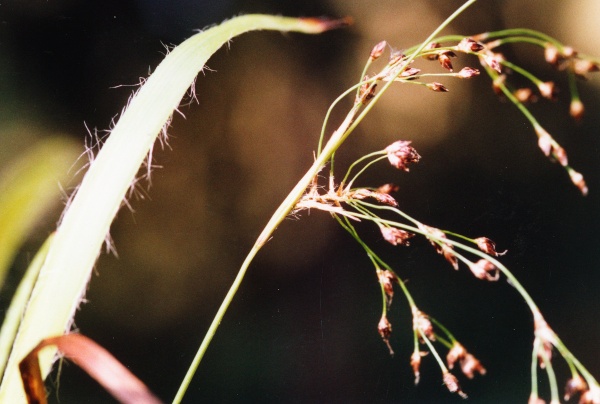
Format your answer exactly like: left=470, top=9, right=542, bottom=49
left=340, top=0, right=478, bottom=145
left=419, top=329, right=449, bottom=373
left=345, top=155, right=388, bottom=189
left=531, top=339, right=540, bottom=401
left=341, top=151, right=385, bottom=187
left=176, top=1, right=478, bottom=400
left=501, top=60, right=544, bottom=86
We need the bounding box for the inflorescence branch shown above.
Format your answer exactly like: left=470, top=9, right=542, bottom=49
left=293, top=26, right=599, bottom=401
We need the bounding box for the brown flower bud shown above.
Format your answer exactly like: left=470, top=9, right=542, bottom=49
left=534, top=317, right=556, bottom=368
left=538, top=81, right=557, bottom=100
left=562, top=46, right=576, bottom=58
left=528, top=393, right=546, bottom=404
left=419, top=224, right=458, bottom=270
left=536, top=128, right=568, bottom=166
left=492, top=74, right=507, bottom=95
left=474, top=237, right=506, bottom=256
left=443, top=372, right=468, bottom=398
left=370, top=40, right=387, bottom=61
left=447, top=342, right=467, bottom=370
left=427, top=82, right=449, bottom=92
left=457, top=67, right=480, bottom=79
left=564, top=374, right=587, bottom=401
left=568, top=169, right=588, bottom=196
left=482, top=52, right=503, bottom=73
left=423, top=42, right=441, bottom=60
left=514, top=88, right=537, bottom=103
left=460, top=353, right=487, bottom=379
left=579, top=387, right=600, bottom=404
left=350, top=188, right=372, bottom=200
left=570, top=99, right=585, bottom=121
left=438, top=52, right=455, bottom=71
left=378, top=315, right=394, bottom=356
left=413, top=309, right=435, bottom=341
left=573, top=59, right=599, bottom=77
left=411, top=350, right=428, bottom=385
left=385, top=140, right=421, bottom=171
left=357, top=76, right=377, bottom=103
left=545, top=44, right=560, bottom=66
left=376, top=183, right=399, bottom=194
left=380, top=226, right=414, bottom=246
left=377, top=269, right=396, bottom=305
left=373, top=192, right=398, bottom=206
left=401, top=67, right=421, bottom=78
left=468, top=259, right=500, bottom=281
left=457, top=37, right=485, bottom=53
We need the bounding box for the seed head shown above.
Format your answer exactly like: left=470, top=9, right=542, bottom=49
left=457, top=37, right=485, bottom=53
left=570, top=99, right=585, bottom=121
left=568, top=169, right=588, bottom=196
left=427, top=82, right=449, bottom=92
left=538, top=81, right=557, bottom=100
left=443, top=372, right=468, bottom=398
left=514, top=88, right=537, bottom=103
left=579, top=386, right=600, bottom=404
left=572, top=59, right=599, bottom=77
left=482, top=52, right=503, bottom=73
left=447, top=342, right=467, bottom=370
left=385, top=140, right=421, bottom=171
left=413, top=309, right=435, bottom=341
left=528, top=393, right=546, bottom=404
left=474, top=237, right=506, bottom=256
left=370, top=40, right=387, bottom=61
left=536, top=128, right=568, bottom=166
left=460, top=353, right=487, bottom=379
left=564, top=375, right=587, bottom=401
left=438, top=52, right=456, bottom=71
left=380, top=226, right=414, bottom=246
left=411, top=350, right=428, bottom=385
left=376, top=183, right=399, bottom=194
left=492, top=74, right=507, bottom=95
left=534, top=317, right=556, bottom=368
left=423, top=42, right=441, bottom=60
left=544, top=44, right=560, bottom=66
left=377, top=269, right=396, bottom=305
left=457, top=67, right=480, bottom=79
left=419, top=224, right=458, bottom=270
left=468, top=259, right=499, bottom=281
left=378, top=315, right=394, bottom=356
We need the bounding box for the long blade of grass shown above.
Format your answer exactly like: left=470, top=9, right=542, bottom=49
left=0, top=14, right=348, bottom=402
left=0, top=234, right=54, bottom=382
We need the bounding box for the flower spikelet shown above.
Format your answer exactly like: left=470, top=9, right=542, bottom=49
left=385, top=140, right=421, bottom=171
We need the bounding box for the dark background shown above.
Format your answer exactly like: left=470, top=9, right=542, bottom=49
left=1, top=0, right=599, bottom=402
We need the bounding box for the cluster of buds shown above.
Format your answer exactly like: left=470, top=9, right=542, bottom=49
left=385, top=140, right=421, bottom=171
left=544, top=44, right=600, bottom=79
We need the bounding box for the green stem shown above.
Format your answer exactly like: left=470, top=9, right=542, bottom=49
left=501, top=60, right=544, bottom=86
left=176, top=1, right=478, bottom=400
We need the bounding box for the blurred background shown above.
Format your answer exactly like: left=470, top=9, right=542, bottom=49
left=1, top=0, right=599, bottom=402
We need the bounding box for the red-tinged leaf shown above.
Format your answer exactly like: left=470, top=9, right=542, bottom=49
left=19, top=334, right=161, bottom=404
